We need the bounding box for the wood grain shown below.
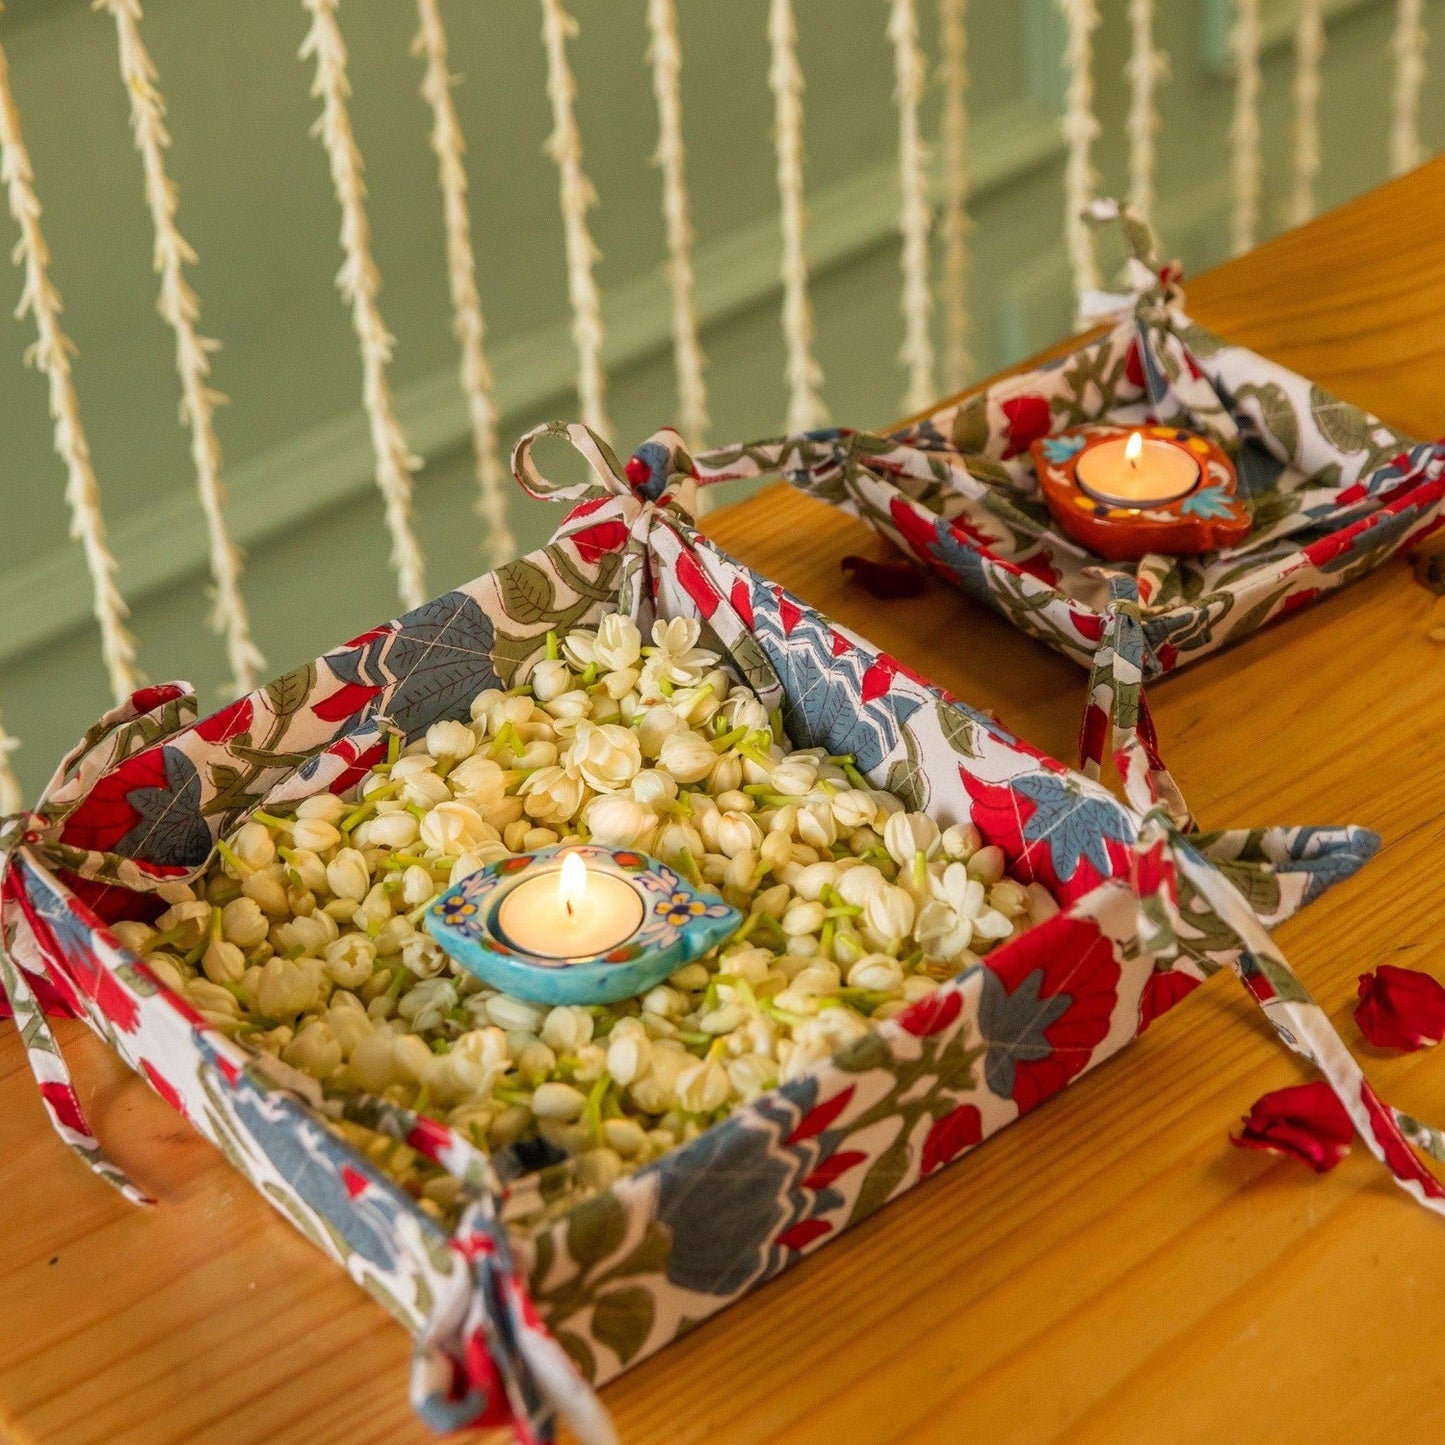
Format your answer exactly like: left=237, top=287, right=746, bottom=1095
left=5, top=160, right=1445, bottom=1445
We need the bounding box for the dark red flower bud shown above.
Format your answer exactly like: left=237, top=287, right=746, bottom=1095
left=1354, top=964, right=1445, bottom=1051
left=1231, top=1081, right=1354, bottom=1173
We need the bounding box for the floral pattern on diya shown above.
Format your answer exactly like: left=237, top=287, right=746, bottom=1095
left=425, top=844, right=740, bottom=1006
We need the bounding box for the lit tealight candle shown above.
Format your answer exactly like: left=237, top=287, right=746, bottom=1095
left=1074, top=429, right=1201, bottom=507
left=495, top=850, right=644, bottom=960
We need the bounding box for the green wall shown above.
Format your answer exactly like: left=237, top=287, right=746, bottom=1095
left=0, top=0, right=1440, bottom=799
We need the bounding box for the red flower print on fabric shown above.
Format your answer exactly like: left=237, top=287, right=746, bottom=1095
left=977, top=915, right=1120, bottom=1114
left=920, top=1104, right=983, bottom=1177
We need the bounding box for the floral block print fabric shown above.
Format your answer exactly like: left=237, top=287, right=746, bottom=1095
left=4, top=417, right=1440, bottom=1444
left=689, top=204, right=1445, bottom=684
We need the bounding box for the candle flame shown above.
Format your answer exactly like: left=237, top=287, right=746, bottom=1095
left=1124, top=430, right=1143, bottom=467
left=559, top=851, right=587, bottom=917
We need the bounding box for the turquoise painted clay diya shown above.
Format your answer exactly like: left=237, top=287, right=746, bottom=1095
left=425, top=844, right=741, bottom=1005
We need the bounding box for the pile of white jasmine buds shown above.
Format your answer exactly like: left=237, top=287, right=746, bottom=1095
left=115, top=612, right=1056, bottom=1220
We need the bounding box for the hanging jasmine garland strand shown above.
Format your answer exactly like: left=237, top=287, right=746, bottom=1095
left=1125, top=0, right=1166, bottom=221
left=1390, top=0, right=1427, bottom=176
left=0, top=31, right=140, bottom=702
left=540, top=0, right=611, bottom=441
left=1287, top=0, right=1324, bottom=227
left=412, top=0, right=515, bottom=567
left=889, top=0, right=936, bottom=416
left=300, top=0, right=427, bottom=611
left=937, top=0, right=972, bottom=392
left=645, top=0, right=708, bottom=454
left=767, top=0, right=826, bottom=433
left=1229, top=0, right=1262, bottom=255
left=1057, top=0, right=1102, bottom=308
left=99, top=0, right=264, bottom=696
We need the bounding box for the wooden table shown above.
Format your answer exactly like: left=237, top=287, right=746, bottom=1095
left=6, top=160, right=1445, bottom=1445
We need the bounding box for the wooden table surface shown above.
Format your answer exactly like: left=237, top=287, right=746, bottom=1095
left=6, top=160, right=1445, bottom=1445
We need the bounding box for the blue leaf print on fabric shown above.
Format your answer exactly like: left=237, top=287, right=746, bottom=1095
left=977, top=966, right=1072, bottom=1099
left=747, top=591, right=921, bottom=772
left=1011, top=772, right=1134, bottom=882
left=648, top=1075, right=849, bottom=1296
left=222, top=1071, right=406, bottom=1269
left=117, top=746, right=212, bottom=866
left=329, top=591, right=499, bottom=738
left=1040, top=434, right=1087, bottom=464
left=1179, top=484, right=1234, bottom=520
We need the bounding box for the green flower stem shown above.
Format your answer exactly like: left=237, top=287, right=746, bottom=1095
left=711, top=725, right=747, bottom=754
left=250, top=810, right=294, bottom=833
left=674, top=847, right=704, bottom=887
left=843, top=762, right=870, bottom=791
left=545, top=630, right=559, bottom=661
left=214, top=839, right=253, bottom=875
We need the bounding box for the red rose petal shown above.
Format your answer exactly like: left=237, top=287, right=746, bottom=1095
left=1354, top=964, right=1445, bottom=1051
left=1231, top=1081, right=1354, bottom=1174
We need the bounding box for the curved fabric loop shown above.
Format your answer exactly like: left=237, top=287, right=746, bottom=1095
left=512, top=420, right=634, bottom=504
left=0, top=935, right=154, bottom=1205
left=1079, top=200, right=1239, bottom=451
left=1146, top=811, right=1445, bottom=1212
left=514, top=420, right=703, bottom=527
left=410, top=1195, right=617, bottom=1445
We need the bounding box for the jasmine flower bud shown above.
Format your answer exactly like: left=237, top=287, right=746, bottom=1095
left=585, top=794, right=655, bottom=849
left=675, top=1057, right=731, bottom=1113
left=291, top=817, right=341, bottom=854
left=296, top=793, right=348, bottom=825
left=847, top=954, right=904, bottom=994
left=398, top=978, right=458, bottom=1032
left=532, top=1081, right=587, bottom=1120
left=325, top=847, right=371, bottom=903
left=655, top=819, right=703, bottom=864
left=283, top=1021, right=343, bottom=1079
left=1026, top=882, right=1061, bottom=926
left=529, top=658, right=573, bottom=703
left=448, top=753, right=507, bottom=808
left=883, top=812, right=941, bottom=868
left=782, top=899, right=826, bottom=936
left=519, top=768, right=585, bottom=826
left=400, top=770, right=451, bottom=810
left=593, top=614, right=642, bottom=672
left=830, top=789, right=877, bottom=831
left=796, top=803, right=837, bottom=850
left=567, top=721, right=643, bottom=791
left=426, top=719, right=477, bottom=762
left=540, top=1005, right=594, bottom=1054
left=603, top=1117, right=649, bottom=1156
left=864, top=883, right=915, bottom=945
left=366, top=812, right=420, bottom=850
left=637, top=705, right=687, bottom=760
left=606, top=1030, right=652, bottom=1087
left=771, top=758, right=817, bottom=796
left=967, top=844, right=1006, bottom=885
left=485, top=994, right=545, bottom=1034
left=400, top=864, right=436, bottom=908
left=941, top=822, right=982, bottom=861
left=256, top=956, right=324, bottom=1018
left=324, top=934, right=377, bottom=989
left=221, top=896, right=269, bottom=948
left=419, top=799, right=493, bottom=854
left=202, top=939, right=246, bottom=986
left=231, top=820, right=276, bottom=870
left=630, top=768, right=678, bottom=808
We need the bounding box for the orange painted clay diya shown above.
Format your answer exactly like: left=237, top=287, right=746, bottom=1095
left=1029, top=424, right=1251, bottom=561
